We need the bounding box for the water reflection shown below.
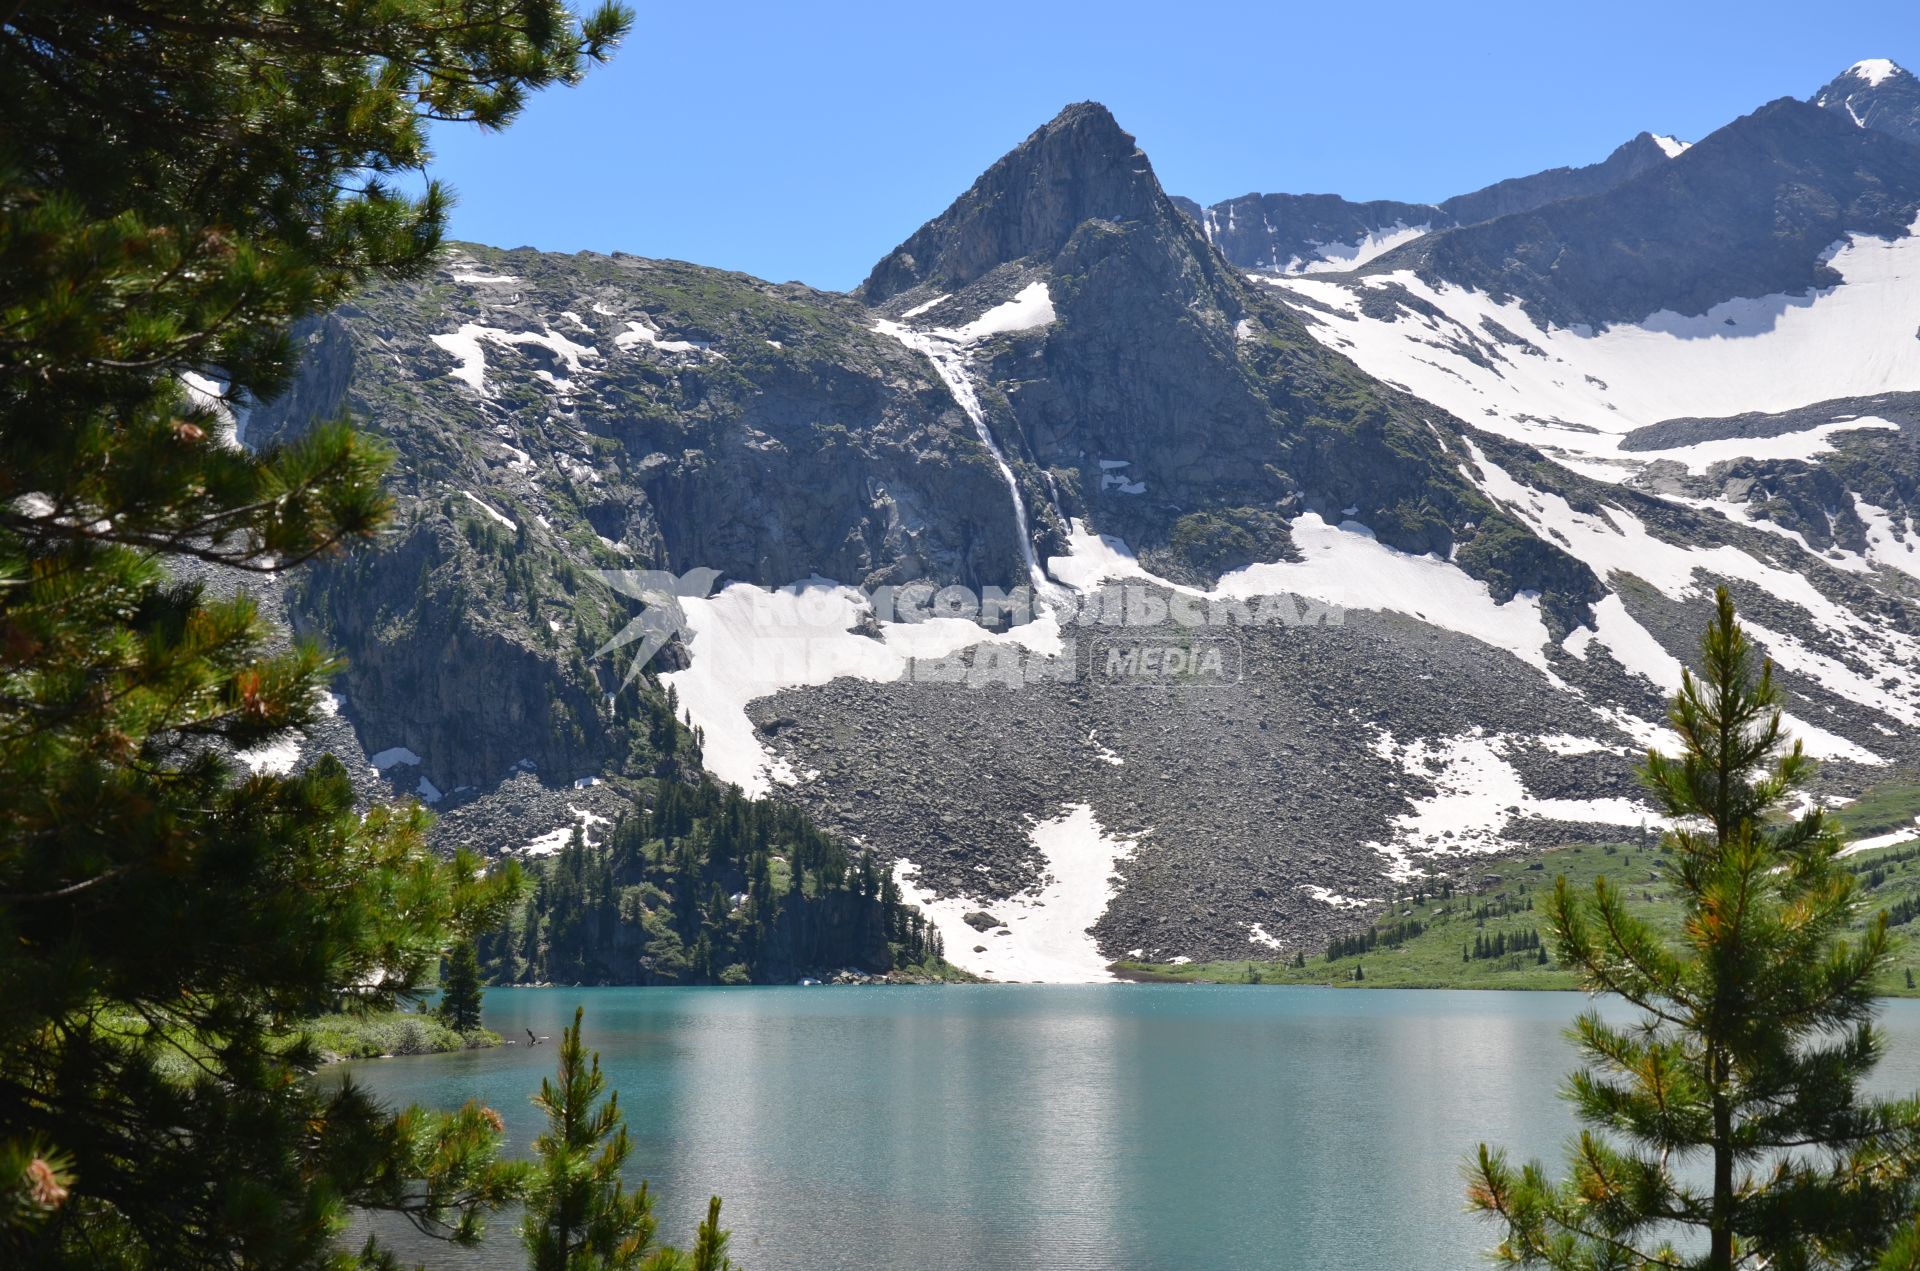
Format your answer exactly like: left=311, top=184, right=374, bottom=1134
left=334, top=988, right=1920, bottom=1270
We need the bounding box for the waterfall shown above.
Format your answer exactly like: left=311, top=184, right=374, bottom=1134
left=874, top=319, right=1065, bottom=606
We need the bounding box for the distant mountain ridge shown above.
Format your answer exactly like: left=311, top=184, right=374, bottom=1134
left=1369, top=96, right=1920, bottom=328
left=1172, top=131, right=1682, bottom=275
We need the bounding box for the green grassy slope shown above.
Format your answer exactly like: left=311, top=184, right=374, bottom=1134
left=1117, top=779, right=1920, bottom=994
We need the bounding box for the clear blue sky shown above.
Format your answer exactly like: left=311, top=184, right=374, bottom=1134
left=426, top=0, right=1920, bottom=291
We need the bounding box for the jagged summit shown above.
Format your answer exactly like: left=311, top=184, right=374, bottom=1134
left=1814, top=57, right=1920, bottom=146
left=857, top=101, right=1179, bottom=303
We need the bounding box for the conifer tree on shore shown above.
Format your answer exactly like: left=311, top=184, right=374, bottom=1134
left=439, top=939, right=487, bottom=1034
left=1468, top=589, right=1920, bottom=1268
left=523, top=1008, right=734, bottom=1271
left=0, top=2, right=630, bottom=1264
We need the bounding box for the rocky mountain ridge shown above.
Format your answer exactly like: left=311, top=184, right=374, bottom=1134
left=1170, top=130, right=1680, bottom=276
left=253, top=63, right=1920, bottom=979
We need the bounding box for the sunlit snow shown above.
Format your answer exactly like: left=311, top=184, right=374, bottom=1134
left=662, top=580, right=1062, bottom=797
left=1282, top=221, right=1430, bottom=275
left=892, top=803, right=1137, bottom=982
left=1368, top=728, right=1653, bottom=879
left=1270, top=215, right=1920, bottom=479
left=948, top=282, right=1057, bottom=342
left=1848, top=58, right=1904, bottom=87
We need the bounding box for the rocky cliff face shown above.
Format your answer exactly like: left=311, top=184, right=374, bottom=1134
left=859, top=102, right=1172, bottom=304
left=862, top=104, right=1590, bottom=601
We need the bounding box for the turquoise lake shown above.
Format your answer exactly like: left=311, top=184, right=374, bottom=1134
left=336, top=987, right=1920, bottom=1269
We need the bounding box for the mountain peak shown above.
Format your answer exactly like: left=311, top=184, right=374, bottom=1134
left=1813, top=58, right=1920, bottom=145
left=1043, top=99, right=1131, bottom=143
left=857, top=101, right=1170, bottom=303
left=1845, top=58, right=1908, bottom=87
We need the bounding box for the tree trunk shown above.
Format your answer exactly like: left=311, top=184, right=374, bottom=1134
left=1711, top=1073, right=1734, bottom=1269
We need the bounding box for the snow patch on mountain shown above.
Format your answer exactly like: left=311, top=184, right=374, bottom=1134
left=430, top=323, right=600, bottom=393
left=949, top=281, right=1057, bottom=342
left=662, top=580, right=1063, bottom=796
left=520, top=805, right=612, bottom=857
left=368, top=746, right=422, bottom=770
left=462, top=491, right=517, bottom=531
left=1368, top=728, right=1654, bottom=878
left=614, top=318, right=712, bottom=356
left=1046, top=514, right=1554, bottom=675
left=1298, top=885, right=1375, bottom=909
left=1633, top=418, right=1898, bottom=474
left=1849, top=59, right=1904, bottom=88
left=1842, top=817, right=1920, bottom=856
left=180, top=370, right=249, bottom=449
left=236, top=735, right=303, bottom=776
left=1221, top=515, right=1554, bottom=674
left=900, top=292, right=951, bottom=319
left=1652, top=134, right=1692, bottom=158
left=1270, top=215, right=1920, bottom=481
left=1856, top=499, right=1920, bottom=580
left=892, top=802, right=1136, bottom=982
left=1280, top=221, right=1430, bottom=275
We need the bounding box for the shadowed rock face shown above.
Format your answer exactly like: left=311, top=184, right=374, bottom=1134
left=858, top=102, right=1174, bottom=303
left=1374, top=98, right=1920, bottom=329
left=1814, top=58, right=1920, bottom=147
left=1169, top=190, right=1446, bottom=274
left=1434, top=131, right=1673, bottom=226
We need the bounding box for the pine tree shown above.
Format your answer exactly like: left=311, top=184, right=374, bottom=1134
left=1467, top=590, right=1920, bottom=1268
left=685, top=1196, right=738, bottom=1271
left=0, top=1, right=629, bottom=1265
left=440, top=937, right=487, bottom=1034
left=523, top=1007, right=734, bottom=1270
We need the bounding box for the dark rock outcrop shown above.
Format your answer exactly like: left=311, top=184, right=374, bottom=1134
left=859, top=102, right=1169, bottom=303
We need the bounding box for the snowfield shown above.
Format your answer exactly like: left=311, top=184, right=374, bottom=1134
left=661, top=580, right=1062, bottom=797
left=1281, top=221, right=1431, bottom=275
left=1269, top=214, right=1920, bottom=481
left=1367, top=728, right=1653, bottom=879
left=893, top=803, right=1137, bottom=982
